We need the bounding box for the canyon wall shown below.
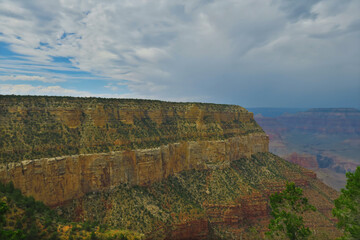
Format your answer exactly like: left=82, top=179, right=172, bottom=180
left=0, top=95, right=264, bottom=163
left=278, top=108, right=360, bottom=135
left=62, top=152, right=338, bottom=239
left=0, top=95, right=269, bottom=206
left=0, top=133, right=268, bottom=207
left=0, top=96, right=342, bottom=239
left=254, top=108, right=360, bottom=190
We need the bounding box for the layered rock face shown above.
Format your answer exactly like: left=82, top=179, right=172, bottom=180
left=0, top=134, right=268, bottom=206
left=204, top=193, right=269, bottom=226
left=61, top=153, right=340, bottom=239
left=0, top=95, right=343, bottom=239
left=0, top=95, right=263, bottom=163
left=0, top=95, right=268, bottom=206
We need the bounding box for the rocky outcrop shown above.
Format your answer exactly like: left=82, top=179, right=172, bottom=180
left=0, top=95, right=264, bottom=163
left=0, top=96, right=342, bottom=239
left=0, top=95, right=270, bottom=206
left=56, top=153, right=340, bottom=239
left=0, top=133, right=268, bottom=206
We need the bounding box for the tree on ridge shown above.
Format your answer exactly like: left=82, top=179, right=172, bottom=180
left=333, top=166, right=360, bottom=240
left=266, top=182, right=316, bottom=240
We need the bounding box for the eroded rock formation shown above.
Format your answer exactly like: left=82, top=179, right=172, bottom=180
left=0, top=95, right=264, bottom=163
left=0, top=96, right=341, bottom=239
left=0, top=95, right=269, bottom=206
left=0, top=134, right=268, bottom=206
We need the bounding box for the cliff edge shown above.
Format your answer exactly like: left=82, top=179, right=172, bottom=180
left=0, top=95, right=264, bottom=163
left=0, top=96, right=341, bottom=239
left=0, top=95, right=268, bottom=206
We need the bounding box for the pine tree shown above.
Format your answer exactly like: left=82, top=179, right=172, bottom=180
left=333, top=166, right=360, bottom=240
left=266, top=182, right=316, bottom=240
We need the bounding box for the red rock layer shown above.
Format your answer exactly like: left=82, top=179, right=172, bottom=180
left=167, top=219, right=209, bottom=240
left=203, top=173, right=314, bottom=228
left=204, top=193, right=269, bottom=226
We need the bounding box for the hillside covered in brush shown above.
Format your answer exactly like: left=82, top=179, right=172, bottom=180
left=0, top=95, right=343, bottom=239
left=0, top=153, right=341, bottom=239
left=0, top=182, right=142, bottom=240
left=0, top=95, right=262, bottom=163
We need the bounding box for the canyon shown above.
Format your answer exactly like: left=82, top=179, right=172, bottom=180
left=0, top=96, right=342, bottom=239
left=0, top=95, right=263, bottom=163
left=60, top=153, right=339, bottom=239
left=0, top=133, right=268, bottom=207
left=253, top=108, right=360, bottom=190
left=0, top=95, right=267, bottom=207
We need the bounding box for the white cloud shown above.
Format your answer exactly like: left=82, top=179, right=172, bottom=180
left=0, top=84, right=92, bottom=96
left=0, top=74, right=64, bottom=83
left=0, top=83, right=132, bottom=98
left=104, top=83, right=119, bottom=91
left=0, top=83, right=203, bottom=102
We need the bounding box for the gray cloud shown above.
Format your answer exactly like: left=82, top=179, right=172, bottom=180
left=277, top=0, right=322, bottom=20
left=0, top=0, right=359, bottom=107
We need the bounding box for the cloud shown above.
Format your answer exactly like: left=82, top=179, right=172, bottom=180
left=0, top=83, right=201, bottom=102
left=0, top=74, right=64, bottom=83
left=276, top=0, right=322, bottom=20
left=0, top=83, right=131, bottom=98
left=0, top=84, right=92, bottom=97
left=104, top=83, right=119, bottom=91
left=0, top=0, right=359, bottom=107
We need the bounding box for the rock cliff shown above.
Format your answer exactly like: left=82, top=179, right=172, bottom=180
left=0, top=96, right=341, bottom=239
left=0, top=95, right=263, bottom=163
left=0, top=133, right=268, bottom=206
left=0, top=95, right=268, bottom=206
left=60, top=153, right=340, bottom=239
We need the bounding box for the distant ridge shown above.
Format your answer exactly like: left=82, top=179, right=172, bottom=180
left=247, top=107, right=308, bottom=117
left=306, top=108, right=360, bottom=113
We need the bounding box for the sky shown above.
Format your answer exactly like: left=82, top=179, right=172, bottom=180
left=0, top=0, right=359, bottom=108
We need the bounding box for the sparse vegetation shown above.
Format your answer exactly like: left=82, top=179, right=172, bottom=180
left=0, top=95, right=263, bottom=163
left=0, top=181, right=143, bottom=239
left=59, top=153, right=339, bottom=239
left=0, top=95, right=345, bottom=239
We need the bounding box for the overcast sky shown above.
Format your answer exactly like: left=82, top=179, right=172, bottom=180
left=0, top=0, right=359, bottom=108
